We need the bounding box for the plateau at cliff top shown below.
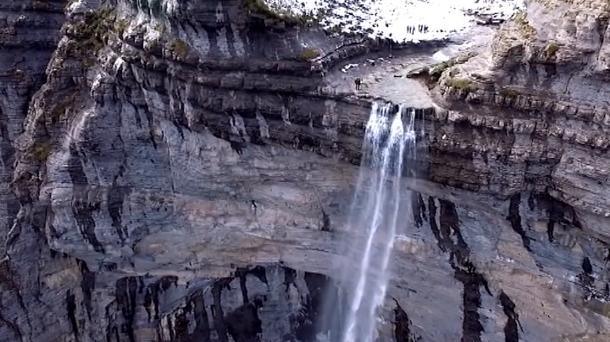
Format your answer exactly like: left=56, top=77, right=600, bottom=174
left=266, top=0, right=524, bottom=42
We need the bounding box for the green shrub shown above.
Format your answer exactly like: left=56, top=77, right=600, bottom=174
left=69, top=7, right=115, bottom=53
left=245, top=0, right=281, bottom=19
left=545, top=42, right=560, bottom=59
left=114, top=19, right=129, bottom=36
left=513, top=12, right=537, bottom=39
left=244, top=0, right=309, bottom=25
left=429, top=61, right=452, bottom=80
left=32, top=142, right=53, bottom=162
left=499, top=87, right=520, bottom=98
left=169, top=39, right=190, bottom=59
left=299, top=48, right=320, bottom=61
left=446, top=78, right=476, bottom=92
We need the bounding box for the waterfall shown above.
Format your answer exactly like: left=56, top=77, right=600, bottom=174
left=336, top=103, right=416, bottom=342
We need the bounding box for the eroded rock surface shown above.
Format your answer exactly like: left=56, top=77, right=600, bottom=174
left=433, top=0, right=610, bottom=215
left=0, top=0, right=609, bottom=341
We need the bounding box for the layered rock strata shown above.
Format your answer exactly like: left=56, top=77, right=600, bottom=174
left=0, top=0, right=608, bottom=341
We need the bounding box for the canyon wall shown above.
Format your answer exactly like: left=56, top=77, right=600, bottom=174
left=0, top=0, right=608, bottom=341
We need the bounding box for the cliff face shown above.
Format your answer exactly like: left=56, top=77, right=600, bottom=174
left=435, top=0, right=610, bottom=214
left=1, top=1, right=373, bottom=340
left=0, top=0, right=66, bottom=256
left=0, top=0, right=609, bottom=341
left=424, top=0, right=610, bottom=339
left=431, top=0, right=610, bottom=293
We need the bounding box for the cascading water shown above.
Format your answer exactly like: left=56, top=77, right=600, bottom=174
left=328, top=103, right=416, bottom=342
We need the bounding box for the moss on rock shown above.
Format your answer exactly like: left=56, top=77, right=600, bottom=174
left=31, top=142, right=53, bottom=162
left=544, top=42, right=560, bottom=59
left=298, top=48, right=320, bottom=61
left=446, top=78, right=477, bottom=92
left=168, top=39, right=190, bottom=60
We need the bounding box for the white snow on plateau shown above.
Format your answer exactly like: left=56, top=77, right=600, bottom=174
left=265, top=0, right=524, bottom=43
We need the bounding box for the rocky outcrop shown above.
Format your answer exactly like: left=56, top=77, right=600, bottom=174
left=409, top=0, right=610, bottom=338
left=1, top=1, right=372, bottom=340
left=0, top=0, right=66, bottom=255
left=430, top=0, right=610, bottom=219
left=0, top=0, right=609, bottom=341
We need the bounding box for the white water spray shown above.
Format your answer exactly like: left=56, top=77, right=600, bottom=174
left=339, top=103, right=416, bottom=342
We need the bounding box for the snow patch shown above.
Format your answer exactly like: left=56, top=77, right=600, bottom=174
left=265, top=0, right=524, bottom=43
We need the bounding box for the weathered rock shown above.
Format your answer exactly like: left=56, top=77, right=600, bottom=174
left=0, top=0, right=609, bottom=342
left=0, top=0, right=66, bottom=255
left=431, top=0, right=610, bottom=222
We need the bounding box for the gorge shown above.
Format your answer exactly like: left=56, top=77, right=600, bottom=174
left=0, top=0, right=609, bottom=341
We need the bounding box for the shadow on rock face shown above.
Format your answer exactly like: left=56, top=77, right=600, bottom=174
left=102, top=265, right=348, bottom=342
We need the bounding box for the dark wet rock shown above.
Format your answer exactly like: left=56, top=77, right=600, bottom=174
left=508, top=194, right=531, bottom=251
left=499, top=291, right=521, bottom=342
left=393, top=299, right=420, bottom=342
left=436, top=199, right=491, bottom=342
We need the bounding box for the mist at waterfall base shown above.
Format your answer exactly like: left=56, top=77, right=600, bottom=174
left=315, top=103, right=417, bottom=342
